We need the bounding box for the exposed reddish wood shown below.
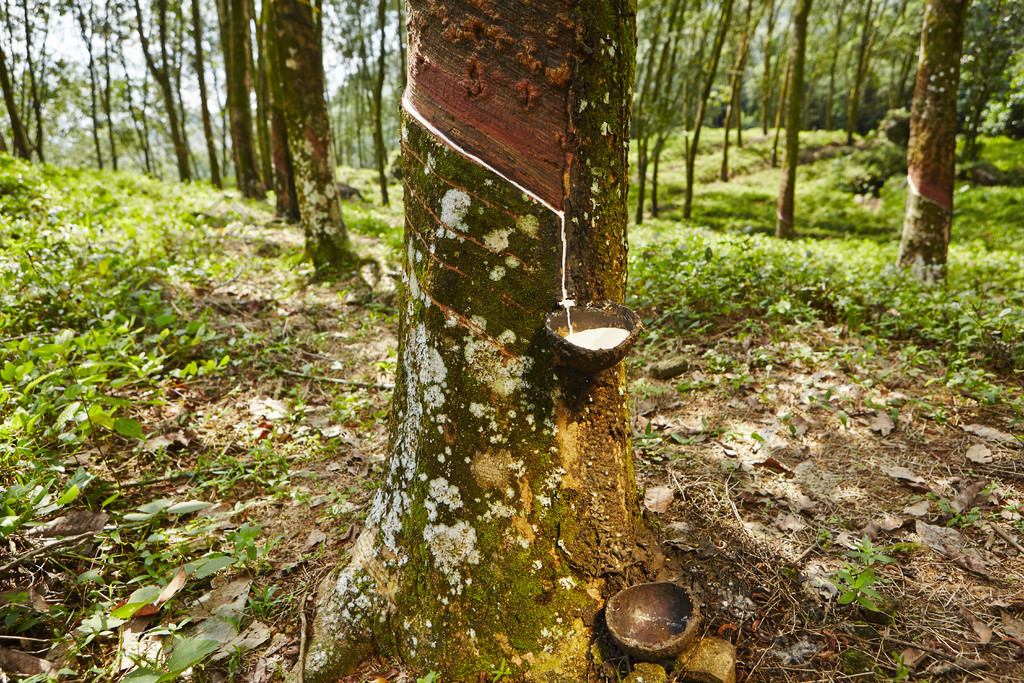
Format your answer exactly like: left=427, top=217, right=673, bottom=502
left=406, top=0, right=574, bottom=209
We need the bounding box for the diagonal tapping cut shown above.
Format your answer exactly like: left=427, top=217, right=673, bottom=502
left=403, top=91, right=576, bottom=331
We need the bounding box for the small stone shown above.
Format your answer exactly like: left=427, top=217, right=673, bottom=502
left=624, top=662, right=668, bottom=683
left=675, top=637, right=736, bottom=683
left=647, top=357, right=690, bottom=380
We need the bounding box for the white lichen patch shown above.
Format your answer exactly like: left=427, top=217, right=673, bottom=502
left=440, top=188, right=471, bottom=233
left=423, top=521, right=481, bottom=587
left=483, top=228, right=512, bottom=253
left=497, top=330, right=516, bottom=345
left=463, top=338, right=531, bottom=397
left=490, top=265, right=506, bottom=281
left=506, top=255, right=520, bottom=268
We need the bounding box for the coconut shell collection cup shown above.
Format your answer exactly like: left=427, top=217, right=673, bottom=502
left=544, top=300, right=642, bottom=373
left=605, top=582, right=701, bottom=662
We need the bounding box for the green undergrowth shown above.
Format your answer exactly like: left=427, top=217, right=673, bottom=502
left=634, top=129, right=1024, bottom=253
left=628, top=222, right=1024, bottom=414
left=0, top=155, right=285, bottom=679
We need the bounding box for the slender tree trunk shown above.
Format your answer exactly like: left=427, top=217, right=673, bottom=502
left=267, top=0, right=352, bottom=269
left=192, top=0, right=222, bottom=187
left=372, top=0, right=390, bottom=205
left=77, top=4, right=105, bottom=169
left=847, top=0, right=876, bottom=145
left=102, top=4, right=118, bottom=171
left=825, top=0, right=849, bottom=131
left=172, top=5, right=197, bottom=178
left=683, top=0, right=735, bottom=219
left=395, top=0, right=406, bottom=92
left=0, top=129, right=7, bottom=153
left=776, top=0, right=814, bottom=239
left=651, top=131, right=668, bottom=216
left=722, top=0, right=756, bottom=181
left=897, top=0, right=969, bottom=282
left=220, top=0, right=264, bottom=196
left=134, top=0, right=192, bottom=181
left=262, top=0, right=298, bottom=221
left=20, top=0, right=44, bottom=161
left=760, top=0, right=778, bottom=135
left=250, top=0, right=273, bottom=190
left=0, top=42, right=29, bottom=159
left=307, top=0, right=654, bottom=679
left=120, top=50, right=153, bottom=174
left=770, top=57, right=790, bottom=167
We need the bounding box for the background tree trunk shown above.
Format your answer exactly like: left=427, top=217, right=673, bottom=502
left=263, top=0, right=299, bottom=221
left=683, top=0, right=735, bottom=219
left=192, top=0, right=222, bottom=187
left=776, top=0, right=814, bottom=238
left=134, top=0, right=192, bottom=181
left=824, top=0, right=849, bottom=130
left=221, top=0, right=265, bottom=197
left=77, top=2, right=105, bottom=169
left=250, top=0, right=273, bottom=190
left=102, top=3, right=118, bottom=171
left=306, top=0, right=654, bottom=680
left=846, top=0, right=877, bottom=145
left=0, top=41, right=30, bottom=160
left=20, top=0, right=45, bottom=161
left=267, top=0, right=352, bottom=269
left=372, top=0, right=389, bottom=205
left=896, top=0, right=970, bottom=281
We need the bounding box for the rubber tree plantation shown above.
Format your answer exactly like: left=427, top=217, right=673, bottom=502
left=305, top=0, right=662, bottom=680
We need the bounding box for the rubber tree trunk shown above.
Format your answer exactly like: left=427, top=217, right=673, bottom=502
left=267, top=0, right=353, bottom=269
left=775, top=0, right=813, bottom=239
left=192, top=0, right=222, bottom=187
left=721, top=0, right=756, bottom=182
left=77, top=5, right=105, bottom=169
left=896, top=0, right=969, bottom=282
left=250, top=0, right=274, bottom=191
left=305, top=0, right=657, bottom=680
left=824, top=0, right=849, bottom=131
left=220, top=0, right=265, bottom=197
left=0, top=41, right=30, bottom=160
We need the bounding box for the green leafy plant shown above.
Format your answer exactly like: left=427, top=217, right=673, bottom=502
left=832, top=537, right=895, bottom=612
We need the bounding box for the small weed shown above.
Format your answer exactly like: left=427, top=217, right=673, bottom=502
left=832, top=537, right=895, bottom=612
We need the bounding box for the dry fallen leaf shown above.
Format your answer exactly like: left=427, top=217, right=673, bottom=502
left=963, top=424, right=1018, bottom=446
left=754, top=457, right=795, bottom=478
left=644, top=486, right=675, bottom=514
left=972, top=619, right=993, bottom=644
left=899, top=647, right=928, bottom=670
left=903, top=500, right=931, bottom=517
left=303, top=529, right=328, bottom=552
left=248, top=396, right=290, bottom=420
left=25, top=509, right=109, bottom=537
left=966, top=444, right=994, bottom=464
left=774, top=513, right=808, bottom=533
left=1000, top=611, right=1024, bottom=640
left=861, top=516, right=905, bottom=541
left=881, top=464, right=927, bottom=489
left=951, top=479, right=988, bottom=514
left=157, top=566, right=188, bottom=606
left=916, top=521, right=990, bottom=577
left=0, top=647, right=57, bottom=675
left=869, top=412, right=895, bottom=436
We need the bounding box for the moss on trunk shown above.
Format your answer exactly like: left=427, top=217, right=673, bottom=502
left=306, top=1, right=656, bottom=680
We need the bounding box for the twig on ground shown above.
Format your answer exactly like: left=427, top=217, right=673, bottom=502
left=989, top=522, right=1024, bottom=555
left=119, top=453, right=306, bottom=488
left=298, top=589, right=310, bottom=683
left=0, top=532, right=97, bottom=575
left=281, top=369, right=394, bottom=390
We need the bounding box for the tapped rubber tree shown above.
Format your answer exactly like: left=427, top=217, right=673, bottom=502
left=266, top=0, right=354, bottom=270
left=775, top=0, right=813, bottom=239
left=306, top=0, right=658, bottom=680
left=896, top=0, right=970, bottom=282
